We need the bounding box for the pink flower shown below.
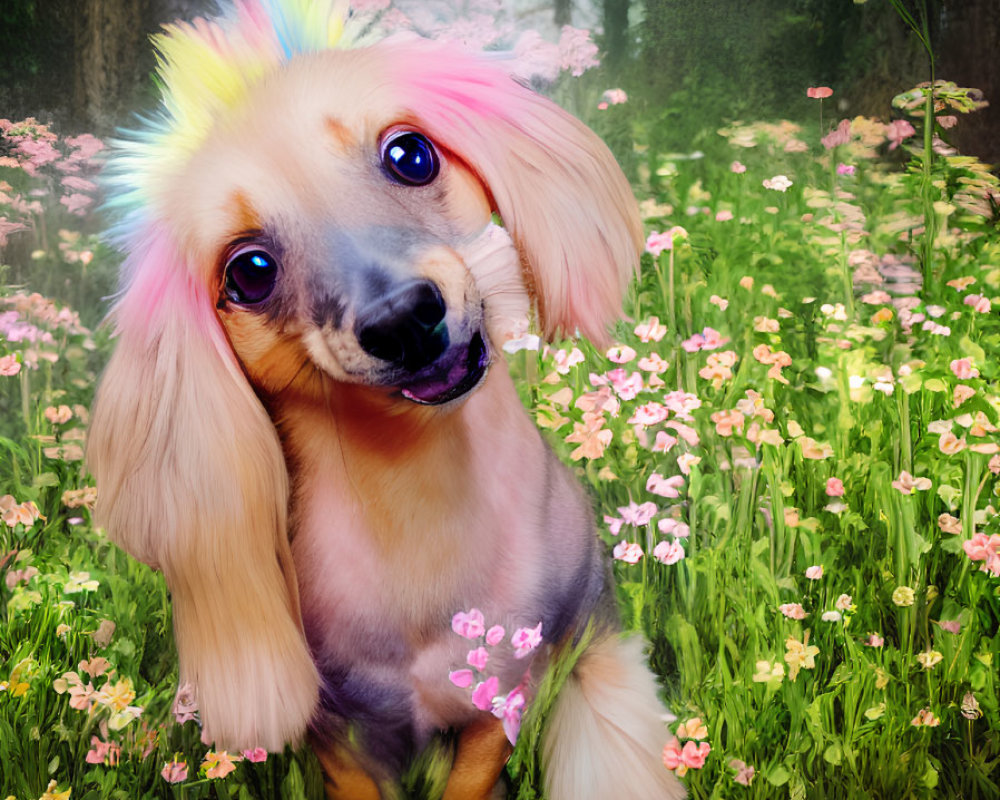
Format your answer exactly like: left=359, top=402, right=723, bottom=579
left=653, top=540, right=685, bottom=565
left=731, top=759, right=756, bottom=786
left=662, top=737, right=684, bottom=770
left=634, top=317, right=667, bottom=342
left=950, top=358, right=979, bottom=379
left=172, top=682, right=198, bottom=725
left=825, top=477, right=845, bottom=497
left=865, top=633, right=884, bottom=647
left=86, top=735, right=120, bottom=766
left=604, top=514, right=624, bottom=535
left=618, top=501, right=658, bottom=526
left=779, top=603, right=807, bottom=620
left=203, top=751, right=237, bottom=780
left=607, top=345, right=636, bottom=364
left=645, top=226, right=687, bottom=256
left=681, top=333, right=705, bottom=353
left=606, top=369, right=643, bottom=400
left=637, top=353, right=669, bottom=374
left=601, top=88, right=628, bottom=106
left=663, top=391, right=701, bottom=418
left=0, top=354, right=21, bottom=376
left=886, top=119, right=916, bottom=150
left=472, top=676, right=500, bottom=710
left=161, top=759, right=188, bottom=783
left=511, top=622, right=543, bottom=659
left=681, top=740, right=711, bottom=769
left=492, top=685, right=528, bottom=745
left=657, top=518, right=690, bottom=538
left=936, top=619, right=961, bottom=634
left=452, top=608, right=486, bottom=639
left=730, top=161, right=747, bottom=174
left=60, top=193, right=93, bottom=215
left=485, top=625, right=505, bottom=646
left=612, top=541, right=643, bottom=564
left=805, top=565, right=824, bottom=580
left=666, top=420, right=700, bottom=448
left=648, top=431, right=676, bottom=454
left=762, top=174, right=793, bottom=192
left=646, top=473, right=685, bottom=498
left=242, top=748, right=267, bottom=763
left=836, top=163, right=856, bottom=176
left=821, top=119, right=852, bottom=149
left=963, top=533, right=1000, bottom=576
left=807, top=86, right=833, bottom=99
left=467, top=647, right=490, bottom=671
left=449, top=669, right=475, bottom=688
left=628, top=402, right=668, bottom=426
left=558, top=26, right=600, bottom=77
left=715, top=210, right=734, bottom=222
left=964, top=294, right=992, bottom=314
left=700, top=327, right=727, bottom=350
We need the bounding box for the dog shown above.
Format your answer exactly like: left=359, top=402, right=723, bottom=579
left=88, top=2, right=685, bottom=798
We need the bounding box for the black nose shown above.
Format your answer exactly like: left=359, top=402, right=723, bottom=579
left=356, top=280, right=449, bottom=372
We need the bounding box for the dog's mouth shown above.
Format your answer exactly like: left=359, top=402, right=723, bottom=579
left=400, top=331, right=490, bottom=405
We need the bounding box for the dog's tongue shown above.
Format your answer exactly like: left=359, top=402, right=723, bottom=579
left=401, top=333, right=489, bottom=405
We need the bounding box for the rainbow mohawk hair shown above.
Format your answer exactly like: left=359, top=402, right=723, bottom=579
left=105, top=0, right=360, bottom=243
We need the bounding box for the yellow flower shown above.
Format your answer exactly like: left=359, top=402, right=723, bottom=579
left=752, top=660, right=784, bottom=688
left=63, top=572, right=99, bottom=594
left=871, top=307, right=894, bottom=324
left=675, top=717, right=709, bottom=740
left=917, top=650, right=943, bottom=670
left=7, top=658, right=34, bottom=697
left=39, top=780, right=71, bottom=800
left=96, top=677, right=135, bottom=712
left=911, top=708, right=940, bottom=727
left=891, top=586, right=915, bottom=607
left=784, top=632, right=819, bottom=681
left=202, top=750, right=239, bottom=779
left=875, top=667, right=890, bottom=690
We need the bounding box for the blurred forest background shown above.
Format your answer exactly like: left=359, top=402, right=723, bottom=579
left=0, top=0, right=998, bottom=164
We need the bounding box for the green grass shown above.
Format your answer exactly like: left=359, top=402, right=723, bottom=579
left=2, top=77, right=999, bottom=799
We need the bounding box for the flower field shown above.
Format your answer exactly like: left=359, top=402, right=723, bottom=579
left=2, top=74, right=1000, bottom=798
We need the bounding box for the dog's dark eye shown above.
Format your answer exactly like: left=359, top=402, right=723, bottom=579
left=381, top=131, right=439, bottom=186
left=224, top=247, right=278, bottom=305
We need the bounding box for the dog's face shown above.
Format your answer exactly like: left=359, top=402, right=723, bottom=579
left=164, top=48, right=499, bottom=407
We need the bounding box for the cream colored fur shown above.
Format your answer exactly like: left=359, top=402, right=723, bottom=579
left=87, top=244, right=319, bottom=750
left=542, top=635, right=686, bottom=800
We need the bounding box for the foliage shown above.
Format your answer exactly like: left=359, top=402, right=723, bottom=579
left=2, top=71, right=1000, bottom=800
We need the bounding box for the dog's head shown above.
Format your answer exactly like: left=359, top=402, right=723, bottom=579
left=89, top=0, right=641, bottom=750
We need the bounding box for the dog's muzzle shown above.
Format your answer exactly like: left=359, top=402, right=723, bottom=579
left=355, top=279, right=489, bottom=405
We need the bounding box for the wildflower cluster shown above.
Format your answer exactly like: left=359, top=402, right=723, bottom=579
left=448, top=608, right=542, bottom=744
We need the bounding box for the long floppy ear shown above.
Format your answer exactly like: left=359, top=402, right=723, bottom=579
left=88, top=225, right=318, bottom=751
left=384, top=39, right=643, bottom=344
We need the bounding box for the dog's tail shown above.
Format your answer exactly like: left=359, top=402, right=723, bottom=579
left=541, top=634, right=687, bottom=800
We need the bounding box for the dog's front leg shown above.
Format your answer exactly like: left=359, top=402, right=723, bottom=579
left=313, top=740, right=383, bottom=800
left=442, top=715, right=512, bottom=800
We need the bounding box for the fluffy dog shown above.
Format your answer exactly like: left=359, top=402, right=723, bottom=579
left=88, top=2, right=685, bottom=798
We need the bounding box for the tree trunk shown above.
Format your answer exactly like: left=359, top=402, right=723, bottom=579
left=603, top=0, right=630, bottom=77
left=554, top=0, right=571, bottom=27
left=72, top=0, right=146, bottom=133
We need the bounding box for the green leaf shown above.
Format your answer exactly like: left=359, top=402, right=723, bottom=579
left=767, top=764, right=791, bottom=786
left=959, top=335, right=986, bottom=366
